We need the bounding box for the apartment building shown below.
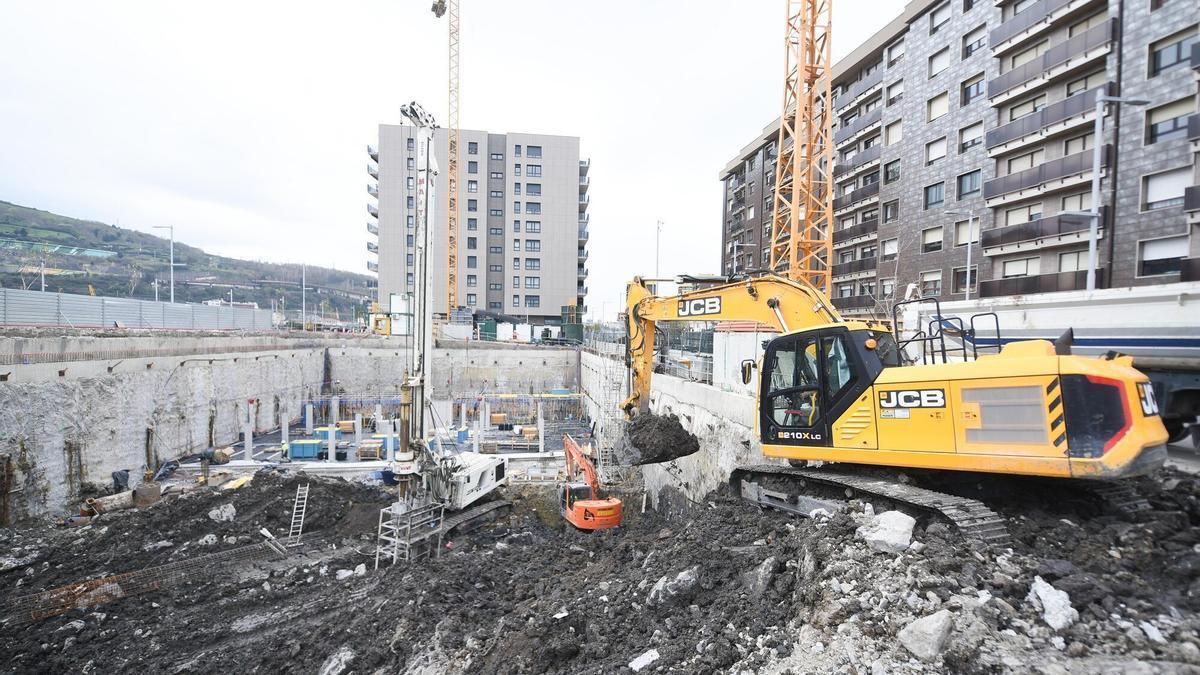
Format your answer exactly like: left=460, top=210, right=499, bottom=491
left=368, top=127, right=590, bottom=323
left=720, top=0, right=1200, bottom=315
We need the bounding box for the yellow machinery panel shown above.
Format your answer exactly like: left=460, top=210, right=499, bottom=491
left=830, top=391, right=877, bottom=450
left=873, top=381, right=956, bottom=454
left=951, top=375, right=1064, bottom=458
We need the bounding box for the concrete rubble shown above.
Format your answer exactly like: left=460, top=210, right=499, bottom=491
left=2, top=469, right=1200, bottom=673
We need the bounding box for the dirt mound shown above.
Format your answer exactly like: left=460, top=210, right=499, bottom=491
left=615, top=412, right=701, bottom=465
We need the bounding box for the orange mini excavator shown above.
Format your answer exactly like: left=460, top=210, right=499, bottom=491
left=561, top=434, right=622, bottom=530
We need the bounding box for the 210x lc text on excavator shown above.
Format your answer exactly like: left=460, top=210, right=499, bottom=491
left=621, top=274, right=1169, bottom=542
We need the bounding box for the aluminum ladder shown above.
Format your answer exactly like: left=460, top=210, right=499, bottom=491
left=286, top=483, right=310, bottom=547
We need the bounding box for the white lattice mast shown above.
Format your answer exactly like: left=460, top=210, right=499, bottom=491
left=769, top=0, right=834, bottom=295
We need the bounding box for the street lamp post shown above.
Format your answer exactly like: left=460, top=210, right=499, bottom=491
left=655, top=220, right=663, bottom=277
left=1086, top=94, right=1148, bottom=291
left=944, top=209, right=977, bottom=301
left=152, top=225, right=175, bottom=302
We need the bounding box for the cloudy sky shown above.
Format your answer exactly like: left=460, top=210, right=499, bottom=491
left=0, top=1, right=904, bottom=319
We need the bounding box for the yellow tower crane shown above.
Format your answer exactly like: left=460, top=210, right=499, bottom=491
left=769, top=0, right=835, bottom=296
left=432, top=0, right=460, bottom=315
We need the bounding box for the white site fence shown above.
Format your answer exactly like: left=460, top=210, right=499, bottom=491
left=0, top=288, right=274, bottom=331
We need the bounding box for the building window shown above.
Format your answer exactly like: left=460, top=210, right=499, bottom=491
left=1003, top=257, right=1039, bottom=278
left=467, top=217, right=478, bottom=230
left=954, top=219, right=979, bottom=246
left=1061, top=192, right=1092, bottom=212
left=960, top=73, right=985, bottom=105
left=924, top=183, right=945, bottom=209
left=957, top=170, right=981, bottom=198
left=925, top=137, right=947, bottom=165
left=1139, top=236, right=1187, bottom=275
left=489, top=227, right=503, bottom=235
left=513, top=183, right=521, bottom=196
left=407, top=138, right=415, bottom=150
left=526, top=295, right=541, bottom=308
left=489, top=190, right=503, bottom=198
left=514, top=144, right=522, bottom=157
left=527, top=146, right=543, bottom=158
left=490, top=171, right=503, bottom=180
left=887, top=40, right=905, bottom=67
left=860, top=280, right=876, bottom=296
left=1151, top=29, right=1199, bottom=76
left=526, top=183, right=542, bottom=196
left=1068, top=11, right=1105, bottom=37
left=491, top=264, right=503, bottom=272
left=512, top=275, right=520, bottom=288
left=406, top=234, right=414, bottom=246
left=883, top=200, right=900, bottom=222
left=860, top=243, right=878, bottom=259
left=513, top=238, right=521, bottom=251
left=468, top=141, right=478, bottom=154
left=468, top=199, right=478, bottom=212
left=884, top=159, right=901, bottom=183
left=837, top=283, right=854, bottom=298
left=526, top=165, right=542, bottom=177
left=922, top=226, right=944, bottom=253
left=525, top=221, right=541, bottom=233
left=525, top=240, right=541, bottom=252
left=405, top=176, right=415, bottom=190
left=1147, top=98, right=1194, bottom=144
left=513, top=201, right=521, bottom=214
left=952, top=266, right=977, bottom=294
left=1007, top=148, right=1044, bottom=173
left=490, top=152, right=504, bottom=160
left=488, top=245, right=502, bottom=254
left=929, top=47, right=950, bottom=77
left=884, top=120, right=903, bottom=146
left=525, top=276, right=541, bottom=289
left=525, top=202, right=542, bottom=215
left=406, top=253, right=414, bottom=267
left=466, top=293, right=476, bottom=306
left=407, top=215, right=415, bottom=228
left=881, top=277, right=896, bottom=297
left=1005, top=202, right=1042, bottom=225
left=468, top=160, right=478, bottom=173
left=839, top=249, right=856, bottom=264
left=406, top=196, right=414, bottom=208
left=929, top=2, right=950, bottom=33
left=959, top=121, right=983, bottom=152
left=886, top=81, right=904, bottom=107
left=927, top=92, right=949, bottom=121
left=512, top=294, right=520, bottom=306
left=407, top=157, right=415, bottom=169
left=1008, top=94, right=1046, bottom=121
left=406, top=272, right=414, bottom=286
left=921, top=271, right=942, bottom=296
left=467, top=180, right=478, bottom=193
left=1059, top=250, right=1085, bottom=273
left=514, top=164, right=522, bottom=177
left=466, top=275, right=478, bottom=287
left=962, top=25, right=985, bottom=58
left=1142, top=167, right=1190, bottom=210
left=489, top=209, right=503, bottom=216
left=1010, top=40, right=1047, bottom=69
left=467, top=236, right=477, bottom=250
left=512, top=219, right=521, bottom=232
left=1063, top=132, right=1093, bottom=155
left=488, top=302, right=501, bottom=310
left=526, top=258, right=541, bottom=270
left=882, top=239, right=898, bottom=261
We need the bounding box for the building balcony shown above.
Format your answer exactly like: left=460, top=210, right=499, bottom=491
left=1192, top=41, right=1200, bottom=71
left=986, top=84, right=1109, bottom=155
left=833, top=217, right=879, bottom=246
left=1181, top=258, right=1200, bottom=283
left=987, top=19, right=1116, bottom=103
left=978, top=269, right=1104, bottom=297
left=367, top=203, right=379, bottom=218
left=367, top=260, right=379, bottom=273
left=367, top=183, right=378, bottom=198
left=368, top=164, right=379, bottom=179
left=367, top=241, right=378, bottom=254
left=833, top=145, right=882, bottom=179
left=832, top=180, right=880, bottom=212
left=577, top=266, right=589, bottom=279
left=989, top=0, right=1097, bottom=53
left=835, top=69, right=884, bottom=113
left=578, top=249, right=589, bottom=262
left=579, top=158, right=590, bottom=174
left=832, top=256, right=877, bottom=279
left=1189, top=114, right=1200, bottom=152
left=832, top=295, right=878, bottom=311
left=834, top=108, right=882, bottom=147
left=983, top=145, right=1110, bottom=206
left=367, top=222, right=378, bottom=235
left=368, top=144, right=378, bottom=161
left=1186, top=186, right=1200, bottom=226
left=579, top=194, right=589, bottom=211
left=579, top=175, right=590, bottom=189
left=980, top=210, right=1102, bottom=254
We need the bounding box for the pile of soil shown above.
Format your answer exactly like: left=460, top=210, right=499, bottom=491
left=615, top=412, right=701, bottom=465
left=4, top=469, right=1200, bottom=673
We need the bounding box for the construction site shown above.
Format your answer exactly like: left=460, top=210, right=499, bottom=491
left=4, top=0, right=1200, bottom=673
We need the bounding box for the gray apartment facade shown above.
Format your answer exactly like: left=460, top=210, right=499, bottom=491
left=720, top=0, right=1200, bottom=315
left=368, top=126, right=590, bottom=323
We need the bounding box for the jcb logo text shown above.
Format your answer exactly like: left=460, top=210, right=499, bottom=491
left=677, top=297, right=721, bottom=317
left=878, top=389, right=946, bottom=409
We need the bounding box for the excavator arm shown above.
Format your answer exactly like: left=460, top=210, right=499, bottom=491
left=622, top=274, right=853, bottom=416
left=563, top=433, right=602, bottom=499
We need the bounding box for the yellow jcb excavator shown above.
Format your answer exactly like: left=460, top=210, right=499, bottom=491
left=622, top=274, right=1168, bottom=540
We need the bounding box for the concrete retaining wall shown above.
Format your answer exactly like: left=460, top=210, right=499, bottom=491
left=430, top=347, right=580, bottom=398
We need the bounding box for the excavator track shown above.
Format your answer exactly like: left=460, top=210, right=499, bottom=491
left=731, top=465, right=1010, bottom=545
left=1080, top=481, right=1152, bottom=516
left=443, top=499, right=512, bottom=535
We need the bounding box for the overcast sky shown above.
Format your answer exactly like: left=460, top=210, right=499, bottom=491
left=0, top=1, right=905, bottom=320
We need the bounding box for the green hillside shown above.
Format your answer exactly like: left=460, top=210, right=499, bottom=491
left=0, top=201, right=373, bottom=320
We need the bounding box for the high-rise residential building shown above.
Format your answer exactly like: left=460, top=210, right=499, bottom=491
left=368, top=127, right=590, bottom=323
left=721, top=0, right=1199, bottom=315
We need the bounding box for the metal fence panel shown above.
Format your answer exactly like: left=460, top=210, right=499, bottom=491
left=192, top=303, right=221, bottom=328
left=5, top=288, right=59, bottom=326
left=163, top=303, right=193, bottom=329
left=59, top=293, right=104, bottom=327
left=0, top=289, right=274, bottom=330
left=101, top=297, right=142, bottom=327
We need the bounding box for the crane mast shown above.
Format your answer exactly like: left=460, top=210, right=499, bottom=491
left=769, top=0, right=834, bottom=296
left=434, top=0, right=461, bottom=315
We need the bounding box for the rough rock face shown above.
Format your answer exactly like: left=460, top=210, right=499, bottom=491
left=615, top=412, right=701, bottom=465
left=898, top=609, right=955, bottom=661
left=1027, top=575, right=1079, bottom=631
left=856, top=510, right=916, bottom=554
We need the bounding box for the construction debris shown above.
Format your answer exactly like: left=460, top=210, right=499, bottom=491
left=615, top=412, right=701, bottom=465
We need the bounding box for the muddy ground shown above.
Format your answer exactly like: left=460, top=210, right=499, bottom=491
left=3, top=470, right=1200, bottom=674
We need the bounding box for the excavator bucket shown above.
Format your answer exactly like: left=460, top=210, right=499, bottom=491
left=615, top=412, right=701, bottom=465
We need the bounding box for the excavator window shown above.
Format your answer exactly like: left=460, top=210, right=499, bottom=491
left=765, top=335, right=822, bottom=428
left=822, top=335, right=857, bottom=401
